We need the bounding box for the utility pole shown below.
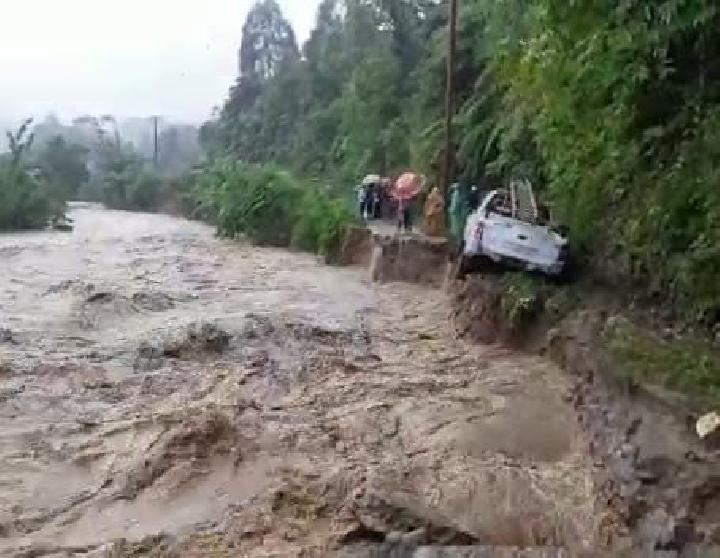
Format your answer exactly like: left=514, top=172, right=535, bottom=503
left=442, top=0, right=459, bottom=196
left=152, top=116, right=159, bottom=167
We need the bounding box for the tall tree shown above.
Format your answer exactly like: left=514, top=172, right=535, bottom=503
left=0, top=119, right=62, bottom=230
left=208, top=0, right=301, bottom=156
left=36, top=136, right=89, bottom=199
left=239, top=0, right=299, bottom=81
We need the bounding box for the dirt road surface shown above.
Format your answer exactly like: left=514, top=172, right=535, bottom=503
left=0, top=206, right=595, bottom=556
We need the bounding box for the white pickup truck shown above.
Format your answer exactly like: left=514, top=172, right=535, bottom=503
left=458, top=184, right=568, bottom=278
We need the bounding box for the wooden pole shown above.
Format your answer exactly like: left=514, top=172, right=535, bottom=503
left=152, top=116, right=159, bottom=167
left=442, top=0, right=459, bottom=196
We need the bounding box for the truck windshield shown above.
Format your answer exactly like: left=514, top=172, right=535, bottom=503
left=488, top=192, right=512, bottom=217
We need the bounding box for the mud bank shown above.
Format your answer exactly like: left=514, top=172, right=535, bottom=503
left=368, top=234, right=448, bottom=286
left=340, top=227, right=450, bottom=286
left=450, top=275, right=720, bottom=556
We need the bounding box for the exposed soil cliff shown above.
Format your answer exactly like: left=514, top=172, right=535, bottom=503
left=450, top=274, right=720, bottom=556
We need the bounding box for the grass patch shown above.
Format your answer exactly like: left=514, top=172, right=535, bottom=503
left=499, top=273, right=545, bottom=330
left=291, top=190, right=354, bottom=263
left=497, top=273, right=580, bottom=334
left=607, top=318, right=720, bottom=404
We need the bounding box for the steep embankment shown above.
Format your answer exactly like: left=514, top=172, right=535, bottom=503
left=451, top=274, right=720, bottom=555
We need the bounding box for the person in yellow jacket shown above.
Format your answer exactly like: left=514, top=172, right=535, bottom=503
left=423, top=186, right=445, bottom=237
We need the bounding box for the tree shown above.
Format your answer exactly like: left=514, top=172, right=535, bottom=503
left=158, top=125, right=201, bottom=176
left=0, top=119, right=62, bottom=230
left=230, top=0, right=300, bottom=115
left=36, top=136, right=90, bottom=199
left=203, top=0, right=437, bottom=177
left=239, top=0, right=299, bottom=81
left=303, top=0, right=345, bottom=105
left=7, top=118, right=35, bottom=166
left=208, top=0, right=301, bottom=158
left=335, top=53, right=403, bottom=178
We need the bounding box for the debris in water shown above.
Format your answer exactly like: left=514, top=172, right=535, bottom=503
left=134, top=322, right=232, bottom=370
left=697, top=412, right=720, bottom=439
left=0, top=327, right=13, bottom=343
left=132, top=291, right=175, bottom=312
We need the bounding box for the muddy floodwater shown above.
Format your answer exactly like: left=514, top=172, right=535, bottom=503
left=0, top=206, right=596, bottom=556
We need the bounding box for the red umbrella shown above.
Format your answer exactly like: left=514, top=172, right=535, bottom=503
left=392, top=172, right=422, bottom=201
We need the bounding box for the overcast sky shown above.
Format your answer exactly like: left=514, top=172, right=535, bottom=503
left=0, top=0, right=319, bottom=124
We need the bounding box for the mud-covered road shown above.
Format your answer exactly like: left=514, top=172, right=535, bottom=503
left=0, top=206, right=595, bottom=556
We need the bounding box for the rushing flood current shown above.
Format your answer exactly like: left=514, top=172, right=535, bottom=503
left=0, top=206, right=595, bottom=556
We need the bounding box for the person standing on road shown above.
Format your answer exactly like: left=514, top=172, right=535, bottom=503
left=372, top=185, right=381, bottom=219
left=365, top=183, right=375, bottom=221
left=356, top=183, right=368, bottom=219
left=468, top=185, right=480, bottom=211
left=423, top=186, right=445, bottom=237
left=448, top=182, right=466, bottom=247
left=392, top=172, right=422, bottom=232
left=397, top=198, right=413, bottom=232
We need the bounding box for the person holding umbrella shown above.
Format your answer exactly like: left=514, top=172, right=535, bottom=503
left=392, top=172, right=423, bottom=232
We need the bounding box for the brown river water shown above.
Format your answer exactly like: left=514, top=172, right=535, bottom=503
left=0, top=206, right=595, bottom=556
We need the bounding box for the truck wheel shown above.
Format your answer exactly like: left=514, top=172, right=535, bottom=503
left=455, top=255, right=469, bottom=280
left=555, top=252, right=576, bottom=284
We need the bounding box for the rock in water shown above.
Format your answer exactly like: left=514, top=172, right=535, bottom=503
left=697, top=412, right=720, bottom=439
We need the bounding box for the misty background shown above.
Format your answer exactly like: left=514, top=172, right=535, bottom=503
left=0, top=0, right=320, bottom=151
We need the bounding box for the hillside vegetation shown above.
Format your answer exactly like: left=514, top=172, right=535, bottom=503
left=191, top=160, right=354, bottom=262
left=198, top=0, right=720, bottom=322
left=0, top=119, right=65, bottom=230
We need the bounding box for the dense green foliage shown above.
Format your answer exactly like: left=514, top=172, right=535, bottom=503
left=78, top=141, right=166, bottom=211
left=192, top=160, right=354, bottom=261
left=0, top=120, right=64, bottom=230
left=487, top=1, right=720, bottom=320
left=499, top=273, right=543, bottom=330
left=201, top=0, right=441, bottom=180
left=0, top=167, right=56, bottom=230
left=34, top=136, right=89, bottom=200
left=201, top=0, right=720, bottom=320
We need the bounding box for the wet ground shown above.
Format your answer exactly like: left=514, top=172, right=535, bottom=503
left=0, top=206, right=595, bottom=556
